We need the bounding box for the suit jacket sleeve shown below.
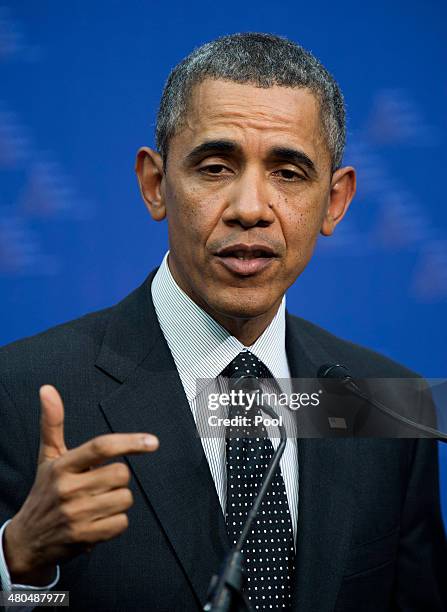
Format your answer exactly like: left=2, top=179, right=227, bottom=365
left=0, top=380, right=35, bottom=528
left=393, top=437, right=447, bottom=610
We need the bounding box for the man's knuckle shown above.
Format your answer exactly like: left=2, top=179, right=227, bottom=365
left=60, top=501, right=76, bottom=522
left=55, top=479, right=72, bottom=501
left=114, top=463, right=130, bottom=483
left=116, top=513, right=129, bottom=532
left=91, top=436, right=109, bottom=456
left=101, top=514, right=128, bottom=540
left=59, top=502, right=69, bottom=520
left=49, top=459, right=64, bottom=478
left=94, top=518, right=122, bottom=542
left=121, top=488, right=134, bottom=508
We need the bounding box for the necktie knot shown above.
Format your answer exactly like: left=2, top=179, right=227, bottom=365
left=222, top=350, right=271, bottom=380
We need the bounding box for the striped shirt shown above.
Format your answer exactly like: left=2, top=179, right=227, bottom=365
left=151, top=252, right=299, bottom=543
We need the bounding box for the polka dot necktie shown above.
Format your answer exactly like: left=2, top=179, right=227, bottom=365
left=223, top=350, right=295, bottom=611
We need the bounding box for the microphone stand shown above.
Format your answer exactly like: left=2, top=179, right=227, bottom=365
left=203, top=377, right=287, bottom=612
left=319, top=364, right=447, bottom=443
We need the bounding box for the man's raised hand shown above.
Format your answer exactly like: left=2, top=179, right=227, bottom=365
left=3, top=385, right=159, bottom=586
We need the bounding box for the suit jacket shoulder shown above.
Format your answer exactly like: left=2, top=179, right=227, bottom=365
left=1, top=306, right=111, bottom=385
left=285, top=311, right=419, bottom=379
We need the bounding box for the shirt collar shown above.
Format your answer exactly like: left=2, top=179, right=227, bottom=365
left=151, top=252, right=290, bottom=402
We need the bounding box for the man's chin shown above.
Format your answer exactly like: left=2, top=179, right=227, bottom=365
left=205, top=293, right=280, bottom=323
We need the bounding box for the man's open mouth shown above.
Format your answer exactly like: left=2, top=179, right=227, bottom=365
left=214, top=244, right=277, bottom=276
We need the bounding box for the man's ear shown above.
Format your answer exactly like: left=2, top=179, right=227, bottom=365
left=321, top=166, right=356, bottom=236
left=135, top=147, right=166, bottom=221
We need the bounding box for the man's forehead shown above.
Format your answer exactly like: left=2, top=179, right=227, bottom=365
left=179, top=78, right=328, bottom=158
left=187, top=79, right=320, bottom=127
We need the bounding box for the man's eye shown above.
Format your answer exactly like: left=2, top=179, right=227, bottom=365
left=199, top=164, right=230, bottom=175
left=274, top=169, right=304, bottom=181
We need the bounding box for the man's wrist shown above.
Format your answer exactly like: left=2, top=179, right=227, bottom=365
left=3, top=520, right=56, bottom=586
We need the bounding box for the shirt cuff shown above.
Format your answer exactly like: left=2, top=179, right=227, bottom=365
left=0, top=520, right=60, bottom=591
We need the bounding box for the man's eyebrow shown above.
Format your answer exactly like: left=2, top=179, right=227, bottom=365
left=184, top=140, right=240, bottom=164
left=184, top=141, right=318, bottom=177
left=268, top=147, right=318, bottom=177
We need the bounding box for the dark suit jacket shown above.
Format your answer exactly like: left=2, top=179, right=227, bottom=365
left=1, top=270, right=446, bottom=611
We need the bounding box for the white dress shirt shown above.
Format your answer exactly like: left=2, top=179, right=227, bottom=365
left=151, top=252, right=299, bottom=541
left=0, top=251, right=299, bottom=593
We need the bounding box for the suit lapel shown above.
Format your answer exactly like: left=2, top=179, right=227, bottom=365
left=96, top=272, right=229, bottom=607
left=286, top=314, right=355, bottom=612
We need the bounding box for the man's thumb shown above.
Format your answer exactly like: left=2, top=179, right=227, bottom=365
left=38, top=385, right=67, bottom=463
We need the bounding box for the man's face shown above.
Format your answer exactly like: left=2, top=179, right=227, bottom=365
left=137, top=79, right=355, bottom=336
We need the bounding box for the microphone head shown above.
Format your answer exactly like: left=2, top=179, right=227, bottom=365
left=317, top=363, right=353, bottom=395
left=317, top=363, right=351, bottom=380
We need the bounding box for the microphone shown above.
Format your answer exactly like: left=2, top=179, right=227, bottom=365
left=318, top=363, right=447, bottom=442
left=203, top=374, right=287, bottom=612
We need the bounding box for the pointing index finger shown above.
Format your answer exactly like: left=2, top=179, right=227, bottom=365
left=58, top=433, right=159, bottom=472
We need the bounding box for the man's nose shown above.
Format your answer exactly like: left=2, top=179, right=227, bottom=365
left=221, top=168, right=275, bottom=228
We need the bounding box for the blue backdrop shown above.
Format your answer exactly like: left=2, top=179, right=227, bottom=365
left=1, top=1, right=446, bottom=521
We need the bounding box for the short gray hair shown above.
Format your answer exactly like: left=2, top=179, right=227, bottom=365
left=156, top=33, right=346, bottom=172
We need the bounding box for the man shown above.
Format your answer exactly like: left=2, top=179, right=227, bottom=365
left=0, top=33, right=446, bottom=611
